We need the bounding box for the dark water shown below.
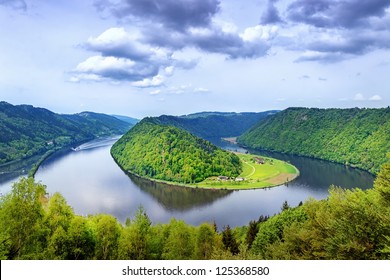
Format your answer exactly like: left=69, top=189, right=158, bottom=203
left=1, top=136, right=375, bottom=228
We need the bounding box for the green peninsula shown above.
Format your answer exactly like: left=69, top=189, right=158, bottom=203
left=111, top=118, right=242, bottom=184
left=111, top=118, right=299, bottom=189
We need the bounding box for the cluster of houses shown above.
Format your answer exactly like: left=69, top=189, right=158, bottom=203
left=217, top=176, right=245, bottom=182
left=215, top=156, right=268, bottom=182
left=254, top=157, right=265, bottom=164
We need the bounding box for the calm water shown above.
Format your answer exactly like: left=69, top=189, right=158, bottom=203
left=1, top=136, right=375, bottom=228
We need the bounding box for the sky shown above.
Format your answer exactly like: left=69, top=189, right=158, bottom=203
left=0, top=0, right=389, bottom=118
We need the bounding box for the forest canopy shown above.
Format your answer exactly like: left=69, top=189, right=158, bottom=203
left=111, top=118, right=242, bottom=184
left=238, top=107, right=390, bottom=174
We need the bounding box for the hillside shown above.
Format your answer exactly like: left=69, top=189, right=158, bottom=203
left=111, top=118, right=242, bottom=184
left=151, top=111, right=279, bottom=139
left=238, top=107, right=390, bottom=174
left=111, top=115, right=139, bottom=125
left=0, top=102, right=133, bottom=165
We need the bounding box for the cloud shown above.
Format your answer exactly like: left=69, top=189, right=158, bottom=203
left=131, top=74, right=165, bottom=88
left=93, top=1, right=274, bottom=60
left=294, top=50, right=356, bottom=63
left=282, top=0, right=390, bottom=62
left=287, top=0, right=390, bottom=29
left=261, top=0, right=284, bottom=25
left=150, top=89, right=161, bottom=95
left=369, top=94, right=382, bottom=101
left=95, top=0, right=220, bottom=32
left=0, top=0, right=26, bottom=10
left=340, top=93, right=382, bottom=102
left=193, top=87, right=210, bottom=93
left=74, top=28, right=201, bottom=86
left=74, top=1, right=279, bottom=86
left=85, top=28, right=155, bottom=61
left=185, top=25, right=273, bottom=59
left=71, top=55, right=159, bottom=82
left=353, top=93, right=365, bottom=101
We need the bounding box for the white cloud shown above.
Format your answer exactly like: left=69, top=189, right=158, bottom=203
left=75, top=56, right=135, bottom=72
left=369, top=95, right=382, bottom=101
left=193, top=87, right=210, bottom=93
left=164, top=66, right=174, bottom=76
left=132, top=74, right=165, bottom=88
left=353, top=93, right=365, bottom=101
left=150, top=89, right=161, bottom=95
left=240, top=25, right=278, bottom=42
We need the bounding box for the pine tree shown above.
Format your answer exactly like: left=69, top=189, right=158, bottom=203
left=222, top=225, right=239, bottom=255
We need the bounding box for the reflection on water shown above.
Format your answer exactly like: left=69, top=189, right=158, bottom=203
left=248, top=149, right=374, bottom=191
left=129, top=174, right=232, bottom=211
left=0, top=154, right=42, bottom=193
left=0, top=136, right=375, bottom=228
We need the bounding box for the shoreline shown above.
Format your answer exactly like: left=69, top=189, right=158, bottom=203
left=28, top=135, right=120, bottom=178
left=112, top=150, right=300, bottom=191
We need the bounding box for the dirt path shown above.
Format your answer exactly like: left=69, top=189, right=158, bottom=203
left=243, top=160, right=256, bottom=178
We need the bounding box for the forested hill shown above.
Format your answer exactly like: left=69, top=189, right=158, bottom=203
left=111, top=118, right=242, bottom=184
left=0, top=101, right=133, bottom=165
left=238, top=107, right=390, bottom=174
left=150, top=111, right=279, bottom=139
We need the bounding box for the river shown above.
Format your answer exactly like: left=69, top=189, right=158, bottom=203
left=0, top=136, right=374, bottom=228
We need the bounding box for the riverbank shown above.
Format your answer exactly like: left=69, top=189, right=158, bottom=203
left=27, top=137, right=103, bottom=178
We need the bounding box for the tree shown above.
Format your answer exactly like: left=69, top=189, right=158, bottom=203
left=374, top=154, right=390, bottom=205
left=281, top=200, right=290, bottom=211
left=0, top=177, right=46, bottom=259
left=45, top=226, right=69, bottom=259
left=222, top=225, right=239, bottom=255
left=44, top=192, right=74, bottom=233
left=118, top=207, right=152, bottom=260
left=246, top=220, right=259, bottom=249
left=162, top=219, right=195, bottom=260
left=67, top=216, right=96, bottom=260
left=196, top=223, right=216, bottom=259
left=94, top=214, right=121, bottom=260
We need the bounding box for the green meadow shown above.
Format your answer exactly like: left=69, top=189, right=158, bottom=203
left=196, top=153, right=299, bottom=190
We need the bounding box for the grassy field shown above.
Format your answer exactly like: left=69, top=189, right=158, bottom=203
left=196, top=153, right=299, bottom=190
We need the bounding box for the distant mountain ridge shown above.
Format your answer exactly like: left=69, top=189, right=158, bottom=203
left=150, top=110, right=279, bottom=139
left=0, top=101, right=133, bottom=165
left=238, top=107, right=390, bottom=174
left=111, top=115, right=139, bottom=125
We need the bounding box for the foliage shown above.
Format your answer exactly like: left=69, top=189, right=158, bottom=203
left=111, top=119, right=242, bottom=184
left=249, top=159, right=390, bottom=260
left=222, top=225, right=239, bottom=255
left=0, top=101, right=132, bottom=165
left=93, top=214, right=121, bottom=260
left=118, top=207, right=152, bottom=260
left=0, top=177, right=46, bottom=259
left=238, top=107, right=390, bottom=174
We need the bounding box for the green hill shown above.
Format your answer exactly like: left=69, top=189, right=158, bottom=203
left=0, top=101, right=133, bottom=165
left=151, top=111, right=279, bottom=139
left=238, top=107, right=390, bottom=174
left=111, top=118, right=242, bottom=184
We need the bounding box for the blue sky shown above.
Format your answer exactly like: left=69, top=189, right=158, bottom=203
left=0, top=0, right=389, bottom=118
